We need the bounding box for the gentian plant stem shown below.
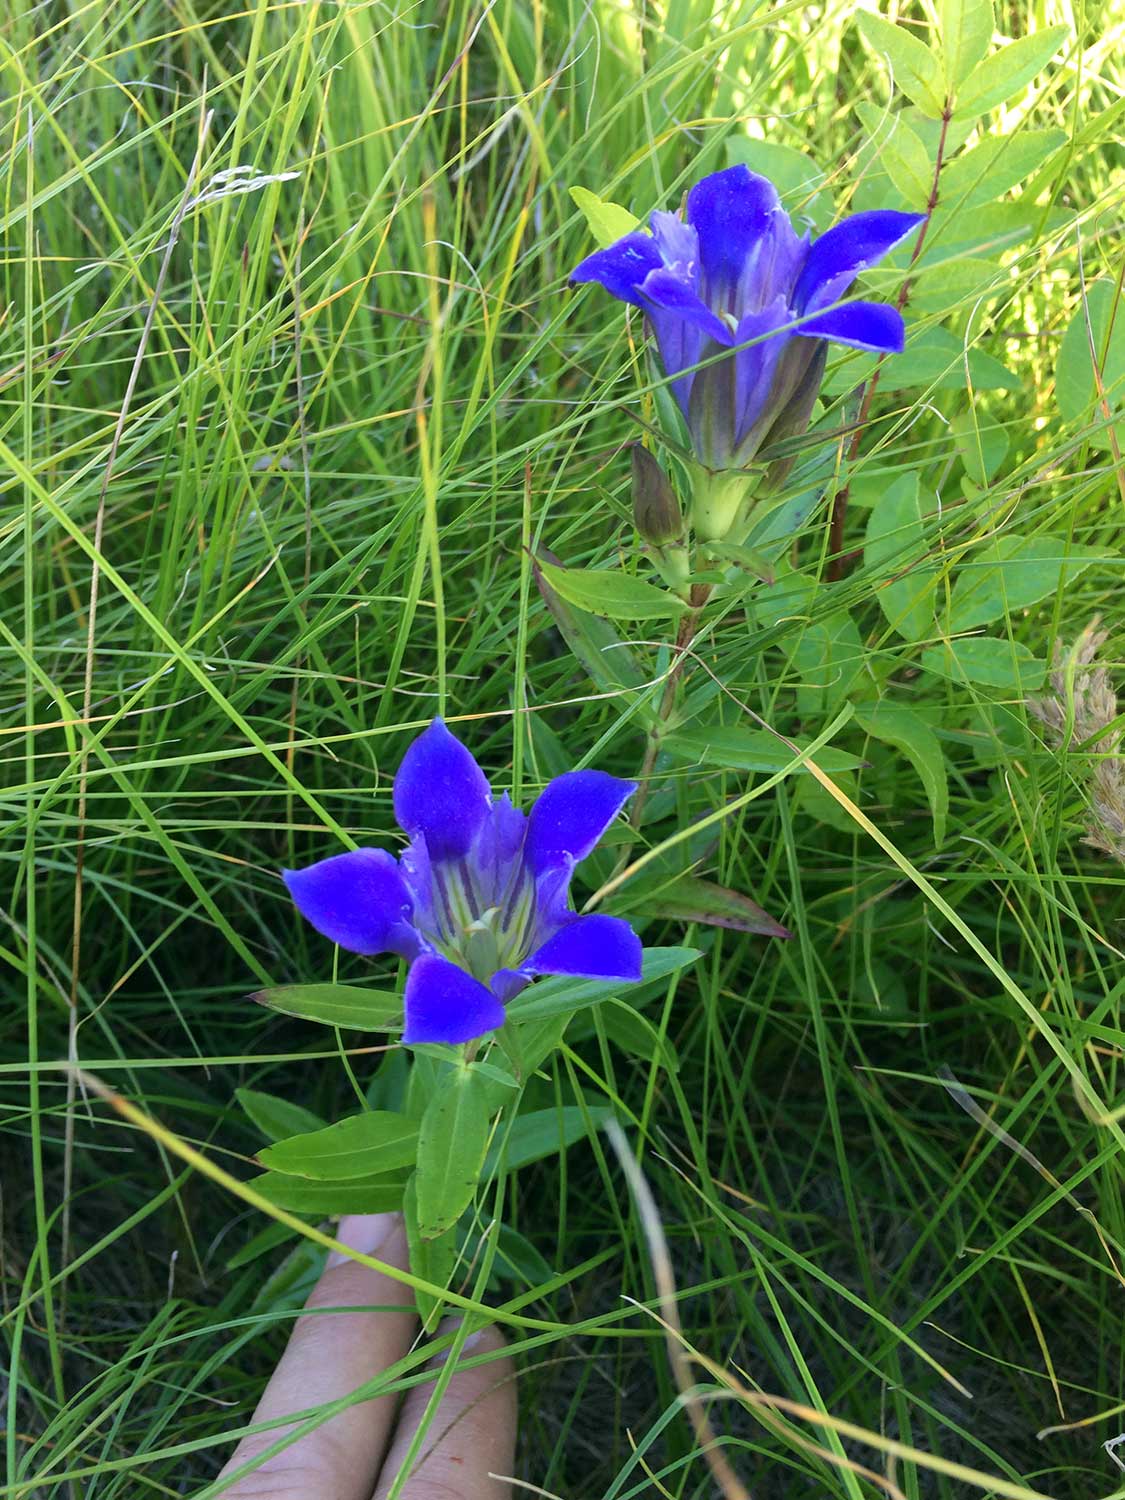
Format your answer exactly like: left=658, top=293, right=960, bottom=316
left=627, top=579, right=713, bottom=837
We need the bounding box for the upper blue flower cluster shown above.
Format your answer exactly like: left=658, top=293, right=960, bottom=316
left=283, top=720, right=642, bottom=1046
left=572, top=165, right=924, bottom=476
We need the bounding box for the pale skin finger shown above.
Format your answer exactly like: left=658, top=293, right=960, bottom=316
left=372, top=1322, right=516, bottom=1500
left=217, top=1212, right=416, bottom=1500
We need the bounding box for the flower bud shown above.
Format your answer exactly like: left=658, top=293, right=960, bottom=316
left=631, top=444, right=682, bottom=545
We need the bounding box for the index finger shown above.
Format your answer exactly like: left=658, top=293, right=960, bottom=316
left=217, top=1212, right=416, bottom=1500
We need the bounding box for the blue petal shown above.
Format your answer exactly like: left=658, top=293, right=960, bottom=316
left=403, top=954, right=506, bottom=1045
left=525, top=770, right=637, bottom=874
left=642, top=269, right=732, bottom=346
left=686, top=298, right=791, bottom=470
left=472, top=793, right=527, bottom=890
left=524, top=914, right=643, bottom=982
left=399, top=833, right=435, bottom=934
left=490, top=967, right=532, bottom=1004
left=794, top=211, right=925, bottom=314
left=796, top=301, right=906, bottom=353
left=570, top=232, right=665, bottom=306
left=649, top=209, right=697, bottom=272
left=640, top=268, right=731, bottom=416
left=282, top=848, right=419, bottom=957
left=686, top=166, right=782, bottom=295
left=393, top=718, right=492, bottom=863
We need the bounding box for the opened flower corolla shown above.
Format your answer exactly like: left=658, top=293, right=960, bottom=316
left=282, top=719, right=642, bottom=1045
left=571, top=165, right=924, bottom=536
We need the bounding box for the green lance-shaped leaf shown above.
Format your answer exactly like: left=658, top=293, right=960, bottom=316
left=537, top=558, right=686, bottom=622
left=252, top=982, right=401, bottom=1031
left=570, top=186, right=639, bottom=248
left=506, top=946, right=701, bottom=1024
left=940, top=0, right=994, bottom=89
left=950, top=410, right=1009, bottom=486
left=404, top=1175, right=457, bottom=1328
left=864, top=470, right=937, bottom=643
left=664, top=726, right=864, bottom=775
left=947, top=534, right=1105, bottom=631
left=532, top=553, right=650, bottom=710
left=612, top=872, right=791, bottom=939
left=237, top=1087, right=327, bottom=1143
left=415, top=1065, right=493, bottom=1238
left=258, top=1111, right=420, bottom=1180
left=940, top=129, right=1066, bottom=213
left=954, top=26, right=1068, bottom=116
left=250, top=1170, right=408, bottom=1216
left=856, top=11, right=946, bottom=118
left=919, top=636, right=1046, bottom=691
left=1056, top=279, right=1125, bottom=450
left=855, top=702, right=949, bottom=847
left=484, top=1105, right=610, bottom=1176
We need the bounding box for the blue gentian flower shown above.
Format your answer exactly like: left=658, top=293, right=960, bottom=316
left=571, top=165, right=924, bottom=534
left=282, top=720, right=642, bottom=1046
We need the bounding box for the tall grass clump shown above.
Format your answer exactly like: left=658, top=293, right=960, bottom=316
left=2, top=0, right=1124, bottom=1495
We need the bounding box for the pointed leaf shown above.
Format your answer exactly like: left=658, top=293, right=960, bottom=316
left=955, top=26, right=1068, bottom=116
left=237, top=1088, right=326, bottom=1143
left=506, top=946, right=700, bottom=1023
left=404, top=1175, right=457, bottom=1327
left=1056, top=278, right=1125, bottom=449
left=864, top=471, right=937, bottom=642
left=855, top=702, right=949, bottom=846
left=250, top=1170, right=407, bottom=1215
left=919, top=636, right=1046, bottom=690
left=253, top=982, right=401, bottom=1031
left=856, top=11, right=945, bottom=117
left=485, top=1105, right=608, bottom=1176
left=258, top=1111, right=419, bottom=1181
left=940, top=130, right=1065, bottom=212
left=415, top=1066, right=492, bottom=1237
left=570, top=186, right=640, bottom=249
left=948, top=534, right=1104, bottom=631
left=941, top=0, right=993, bottom=87
left=538, top=558, right=686, bottom=622
left=617, top=872, right=790, bottom=937
left=533, top=552, right=648, bottom=694
left=665, top=725, right=863, bottom=774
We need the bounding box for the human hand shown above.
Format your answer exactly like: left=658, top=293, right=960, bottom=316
left=218, top=1213, right=516, bottom=1499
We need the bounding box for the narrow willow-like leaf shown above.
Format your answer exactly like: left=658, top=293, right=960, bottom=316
left=250, top=1170, right=408, bottom=1215
left=614, top=872, right=790, bottom=938
left=236, top=1087, right=326, bottom=1143
left=920, top=637, right=1046, bottom=691
left=538, top=558, right=686, bottom=621
left=856, top=11, right=945, bottom=117
left=258, top=1111, right=419, bottom=1180
left=856, top=702, right=949, bottom=847
left=506, top=947, right=701, bottom=1023
left=954, top=26, right=1068, bottom=116
left=484, top=1106, right=609, bottom=1176
left=665, top=726, right=863, bottom=774
left=569, top=185, right=639, bottom=248
left=415, top=1066, right=492, bottom=1237
left=252, top=982, right=401, bottom=1031
left=864, top=471, right=937, bottom=643
left=940, top=0, right=993, bottom=89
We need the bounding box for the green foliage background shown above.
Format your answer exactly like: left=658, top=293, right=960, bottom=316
left=2, top=0, right=1124, bottom=1494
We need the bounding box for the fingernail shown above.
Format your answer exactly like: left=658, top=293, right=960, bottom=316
left=326, top=1211, right=401, bottom=1268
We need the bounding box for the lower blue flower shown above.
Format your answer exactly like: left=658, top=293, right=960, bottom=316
left=282, top=719, right=642, bottom=1045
